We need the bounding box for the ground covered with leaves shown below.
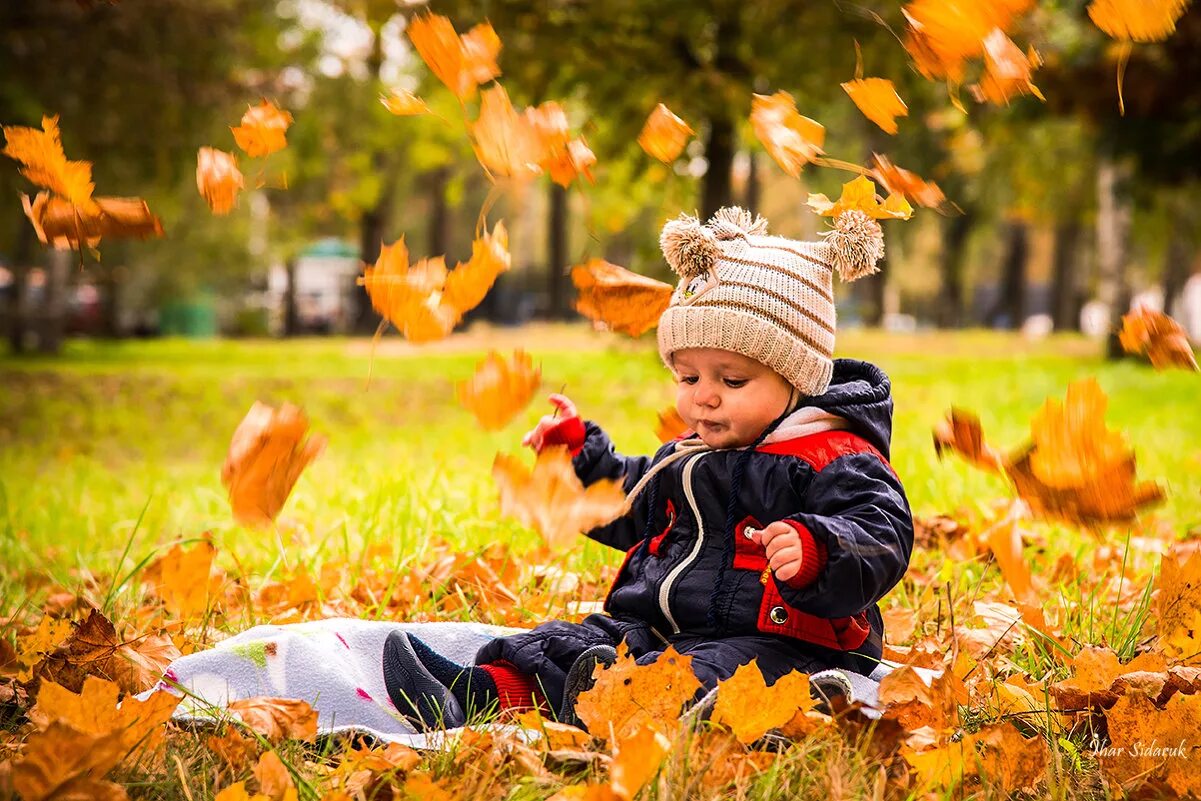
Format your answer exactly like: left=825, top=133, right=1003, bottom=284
left=2, top=327, right=1200, bottom=800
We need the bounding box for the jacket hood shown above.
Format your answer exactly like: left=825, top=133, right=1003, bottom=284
left=793, top=359, right=895, bottom=459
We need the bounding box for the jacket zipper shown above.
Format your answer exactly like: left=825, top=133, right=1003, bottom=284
left=657, top=452, right=707, bottom=634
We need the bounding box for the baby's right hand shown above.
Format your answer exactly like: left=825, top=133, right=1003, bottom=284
left=522, top=394, right=586, bottom=454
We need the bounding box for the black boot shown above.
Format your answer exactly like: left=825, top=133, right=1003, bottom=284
left=558, top=645, right=618, bottom=729
left=382, top=631, right=466, bottom=730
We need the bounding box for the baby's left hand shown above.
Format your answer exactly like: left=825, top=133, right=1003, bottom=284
left=749, top=521, right=804, bottom=583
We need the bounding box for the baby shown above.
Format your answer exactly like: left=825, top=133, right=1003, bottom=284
left=383, top=206, right=914, bottom=729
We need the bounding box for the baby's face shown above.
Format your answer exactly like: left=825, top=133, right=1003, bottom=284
left=672, top=348, right=794, bottom=449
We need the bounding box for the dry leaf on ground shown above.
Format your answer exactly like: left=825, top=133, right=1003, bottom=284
left=572, top=644, right=701, bottom=743
left=228, top=697, right=318, bottom=743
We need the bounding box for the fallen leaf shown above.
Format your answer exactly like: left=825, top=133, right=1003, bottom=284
left=1050, top=646, right=1169, bottom=709
left=492, top=446, right=627, bottom=549
left=711, top=662, right=815, bottom=744
left=655, top=407, right=688, bottom=443
left=44, top=609, right=179, bottom=694
left=221, top=402, right=326, bottom=528
left=842, top=78, right=908, bottom=134
left=407, top=14, right=501, bottom=100
left=750, top=92, right=825, bottom=178
left=1088, top=0, right=1191, bottom=41
left=253, top=751, right=294, bottom=800
left=1156, top=545, right=1201, bottom=663
left=197, top=147, right=244, bottom=215
left=1101, top=691, right=1201, bottom=796
left=1119, top=306, right=1198, bottom=371
left=228, top=697, right=318, bottom=743
left=29, top=676, right=179, bottom=763
left=2, top=115, right=98, bottom=212
left=231, top=101, right=293, bottom=159
left=11, top=721, right=128, bottom=801
left=380, top=88, right=430, bottom=116
left=214, top=782, right=270, bottom=801
left=457, top=350, right=541, bottom=431
left=610, top=724, right=670, bottom=800
left=147, top=539, right=216, bottom=620
left=22, top=191, right=164, bottom=250
left=207, top=727, right=260, bottom=772
left=14, top=615, right=72, bottom=682
left=807, top=175, right=913, bottom=220
left=637, top=103, right=693, bottom=163
left=571, top=258, right=673, bottom=337
left=572, top=644, right=701, bottom=743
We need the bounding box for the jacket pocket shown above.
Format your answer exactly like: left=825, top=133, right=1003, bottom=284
left=756, top=576, right=871, bottom=651
left=647, top=499, right=676, bottom=557
left=733, top=515, right=768, bottom=571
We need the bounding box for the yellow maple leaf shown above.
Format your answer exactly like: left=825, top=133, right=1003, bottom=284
left=637, top=103, right=694, bottom=163
left=711, top=662, right=815, bottom=744
left=610, top=724, right=670, bottom=800
left=750, top=92, right=825, bottom=178
left=842, top=78, right=909, bottom=134
left=807, top=175, right=913, bottom=220
left=29, top=676, right=179, bottom=763
left=1088, top=0, right=1190, bottom=41
left=148, top=540, right=216, bottom=620
left=15, top=616, right=72, bottom=682
left=469, top=85, right=542, bottom=181
left=572, top=644, right=701, bottom=743
left=2, top=115, right=98, bottom=213
left=457, top=350, right=541, bottom=432
left=443, top=221, right=511, bottom=314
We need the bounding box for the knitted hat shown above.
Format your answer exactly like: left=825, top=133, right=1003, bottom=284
left=657, top=206, right=884, bottom=397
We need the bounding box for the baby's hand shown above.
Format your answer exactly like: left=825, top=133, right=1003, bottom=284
left=522, top=394, right=584, bottom=453
left=749, top=521, right=805, bottom=583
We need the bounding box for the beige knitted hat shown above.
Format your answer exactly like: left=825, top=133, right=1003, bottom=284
left=657, top=206, right=884, bottom=397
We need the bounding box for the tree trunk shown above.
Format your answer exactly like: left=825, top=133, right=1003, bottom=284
left=38, top=247, right=70, bottom=354
left=1096, top=155, right=1133, bottom=358
left=98, top=263, right=121, bottom=338
left=1162, top=204, right=1190, bottom=318
left=427, top=165, right=450, bottom=257
left=284, top=256, right=299, bottom=337
left=6, top=217, right=35, bottom=354
left=744, top=151, right=761, bottom=215
left=701, top=114, right=735, bottom=220
left=987, top=220, right=1029, bottom=329
left=937, top=211, right=973, bottom=328
left=547, top=181, right=569, bottom=319
left=1050, top=218, right=1083, bottom=331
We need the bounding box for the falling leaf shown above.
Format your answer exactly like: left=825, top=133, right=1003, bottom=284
left=443, top=221, right=511, bottom=314
left=22, top=191, right=163, bottom=250
left=231, top=101, right=293, bottom=159
left=469, top=85, right=542, bottom=181
left=610, top=724, right=670, bottom=800
left=1101, top=692, right=1201, bottom=795
left=655, top=407, right=688, bottom=443
left=902, top=0, right=1033, bottom=81
left=1088, top=0, right=1191, bottom=41
left=526, top=102, right=595, bottom=187
left=637, top=104, right=693, bottom=163
left=28, top=676, right=179, bottom=763
left=492, top=446, right=627, bottom=549
left=11, top=720, right=129, bottom=801
left=571, top=259, right=674, bottom=337
left=807, top=175, right=913, bottom=220
left=711, top=663, right=815, bottom=744
left=2, top=115, right=98, bottom=213
left=970, top=30, right=1044, bottom=105
left=457, top=350, right=541, bottom=432
left=1119, top=306, right=1198, bottom=371
left=197, top=147, right=244, bottom=215
left=221, top=401, right=326, bottom=528
left=228, top=697, right=318, bottom=743
left=842, top=78, right=908, bottom=134
left=933, top=408, right=1007, bottom=474
left=407, top=14, right=501, bottom=100
left=750, top=92, right=825, bottom=178
left=380, top=88, right=430, bottom=116
left=870, top=154, right=946, bottom=209
left=572, top=644, right=701, bottom=743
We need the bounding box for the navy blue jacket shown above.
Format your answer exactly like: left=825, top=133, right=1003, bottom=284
left=572, top=359, right=913, bottom=660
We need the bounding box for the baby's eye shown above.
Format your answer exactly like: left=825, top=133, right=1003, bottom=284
left=679, top=375, right=699, bottom=385
left=723, top=378, right=748, bottom=388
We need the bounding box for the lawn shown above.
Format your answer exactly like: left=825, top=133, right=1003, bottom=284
left=1, top=325, right=1198, bottom=799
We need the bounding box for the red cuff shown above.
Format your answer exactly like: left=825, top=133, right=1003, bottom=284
left=780, top=520, right=827, bottom=589
left=479, top=661, right=551, bottom=712
left=539, top=416, right=586, bottom=457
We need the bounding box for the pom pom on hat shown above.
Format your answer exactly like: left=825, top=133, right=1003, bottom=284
left=821, top=209, right=884, bottom=281
left=660, top=213, right=720, bottom=279
left=708, top=206, right=768, bottom=240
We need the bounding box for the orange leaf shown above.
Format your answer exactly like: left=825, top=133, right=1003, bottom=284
left=1155, top=546, right=1201, bottom=663
left=197, top=147, right=244, bottom=215
left=1119, top=306, right=1198, bottom=371
left=932, top=408, right=1006, bottom=475
left=407, top=14, right=501, bottom=100
left=469, top=85, right=541, bottom=180
left=610, top=724, right=670, bottom=800
left=22, top=191, right=163, bottom=250
left=870, top=154, right=947, bottom=209
left=807, top=175, right=912, bottom=220
left=527, top=102, right=595, bottom=187
left=358, top=238, right=456, bottom=342
left=214, top=782, right=271, bottom=801
left=2, top=115, right=98, bottom=213
left=228, top=697, right=318, bottom=743
left=11, top=720, right=129, bottom=801
left=443, top=221, right=511, bottom=314
left=655, top=406, right=688, bottom=444
left=253, top=751, right=295, bottom=801
left=231, top=101, right=293, bottom=159
left=750, top=92, right=825, bottom=178
left=457, top=350, right=541, bottom=432
left=492, top=446, right=627, bottom=549
left=14, top=616, right=72, bottom=682
left=637, top=103, right=693, bottom=163
left=1101, top=692, right=1201, bottom=795
left=711, top=662, right=815, bottom=744
left=969, top=30, right=1044, bottom=105
left=45, top=609, right=180, bottom=694
left=380, top=88, right=430, bottom=116
left=221, top=402, right=326, bottom=528
left=572, top=644, right=701, bottom=743
left=571, top=258, right=674, bottom=338
left=902, top=0, right=1033, bottom=81
left=842, top=78, right=908, bottom=135
left=1088, top=0, right=1190, bottom=41
left=147, top=540, right=216, bottom=620
left=29, top=675, right=179, bottom=763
